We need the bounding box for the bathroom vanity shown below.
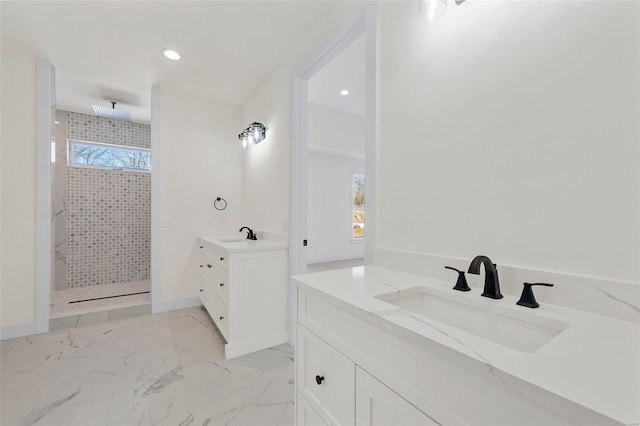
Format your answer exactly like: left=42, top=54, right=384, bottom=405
left=198, top=236, right=288, bottom=359
left=291, top=265, right=639, bottom=425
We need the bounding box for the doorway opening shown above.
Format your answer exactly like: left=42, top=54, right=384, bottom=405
left=306, top=34, right=366, bottom=274
left=288, top=4, right=377, bottom=342
left=49, top=110, right=152, bottom=323
left=37, top=60, right=154, bottom=331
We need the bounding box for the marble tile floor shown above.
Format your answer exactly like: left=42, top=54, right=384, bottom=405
left=49, top=304, right=152, bottom=332
left=306, top=258, right=364, bottom=273
left=1, top=307, right=294, bottom=426
left=51, top=280, right=151, bottom=319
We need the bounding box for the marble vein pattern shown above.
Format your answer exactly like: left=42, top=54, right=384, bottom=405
left=292, top=265, right=640, bottom=424
left=1, top=307, right=294, bottom=426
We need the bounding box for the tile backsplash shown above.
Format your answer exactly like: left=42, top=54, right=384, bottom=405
left=64, top=112, right=151, bottom=288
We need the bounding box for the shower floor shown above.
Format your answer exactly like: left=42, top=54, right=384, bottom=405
left=51, top=280, right=151, bottom=318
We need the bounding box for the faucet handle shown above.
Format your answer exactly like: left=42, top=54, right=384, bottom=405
left=445, top=266, right=471, bottom=292
left=517, top=282, right=554, bottom=309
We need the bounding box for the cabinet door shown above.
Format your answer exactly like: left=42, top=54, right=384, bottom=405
left=296, top=393, right=328, bottom=426
left=356, top=367, right=442, bottom=426
left=297, top=326, right=355, bottom=425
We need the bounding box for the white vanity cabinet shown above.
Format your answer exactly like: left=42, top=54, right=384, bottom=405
left=295, top=321, right=456, bottom=426
left=198, top=237, right=288, bottom=359
left=355, top=368, right=441, bottom=426
left=197, top=252, right=215, bottom=313
left=293, top=284, right=618, bottom=426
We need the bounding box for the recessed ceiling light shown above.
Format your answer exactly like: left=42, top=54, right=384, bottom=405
left=163, top=49, right=181, bottom=61
left=340, top=89, right=350, bottom=96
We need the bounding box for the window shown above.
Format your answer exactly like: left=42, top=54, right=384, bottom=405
left=352, top=173, right=365, bottom=239
left=68, top=140, right=151, bottom=172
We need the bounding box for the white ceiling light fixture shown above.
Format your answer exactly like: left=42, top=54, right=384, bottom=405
left=340, top=89, right=350, bottom=96
left=163, top=49, right=181, bottom=61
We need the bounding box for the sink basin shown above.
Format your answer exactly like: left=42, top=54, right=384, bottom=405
left=218, top=238, right=248, bottom=243
left=376, top=286, right=569, bottom=353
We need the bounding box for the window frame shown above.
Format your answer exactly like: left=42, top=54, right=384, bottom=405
left=67, top=139, right=151, bottom=173
left=351, top=172, right=365, bottom=241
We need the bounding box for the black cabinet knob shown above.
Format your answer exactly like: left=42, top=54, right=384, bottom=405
left=199, top=265, right=203, bottom=268
left=219, top=316, right=224, bottom=320
left=199, top=246, right=203, bottom=249
left=220, top=283, right=224, bottom=287
left=315, top=375, right=324, bottom=385
left=199, top=289, right=203, bottom=292
left=207, top=264, right=212, bottom=269
left=220, top=257, right=225, bottom=261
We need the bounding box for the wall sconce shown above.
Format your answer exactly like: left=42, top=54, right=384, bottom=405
left=418, top=0, right=466, bottom=21
left=239, top=122, right=266, bottom=149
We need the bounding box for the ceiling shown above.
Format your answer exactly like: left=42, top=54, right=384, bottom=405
left=1, top=1, right=343, bottom=123
left=308, top=34, right=366, bottom=117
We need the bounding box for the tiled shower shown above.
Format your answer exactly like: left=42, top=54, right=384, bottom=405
left=51, top=111, right=151, bottom=317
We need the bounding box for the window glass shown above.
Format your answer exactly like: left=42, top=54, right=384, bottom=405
left=353, top=174, right=365, bottom=239
left=69, top=140, right=151, bottom=172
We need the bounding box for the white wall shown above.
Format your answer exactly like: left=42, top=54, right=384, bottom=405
left=377, top=1, right=640, bottom=282
left=308, top=103, right=365, bottom=155
left=157, top=85, right=242, bottom=303
left=0, top=35, right=39, bottom=330
left=308, top=155, right=364, bottom=262
left=241, top=2, right=363, bottom=233
left=241, top=68, right=291, bottom=233
left=307, top=103, right=365, bottom=262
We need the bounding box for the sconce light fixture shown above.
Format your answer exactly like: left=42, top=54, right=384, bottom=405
left=418, top=0, right=466, bottom=21
left=239, top=122, right=266, bottom=149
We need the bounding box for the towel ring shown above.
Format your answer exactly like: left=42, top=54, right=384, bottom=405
left=214, top=197, right=227, bottom=211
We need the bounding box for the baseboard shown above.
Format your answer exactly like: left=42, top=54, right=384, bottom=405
left=375, top=247, right=640, bottom=323
left=0, top=322, right=36, bottom=340
left=308, top=254, right=364, bottom=264
left=152, top=296, right=202, bottom=314
left=224, top=330, right=290, bottom=359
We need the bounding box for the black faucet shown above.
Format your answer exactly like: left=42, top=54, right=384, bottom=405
left=468, top=255, right=503, bottom=299
left=239, top=226, right=257, bottom=240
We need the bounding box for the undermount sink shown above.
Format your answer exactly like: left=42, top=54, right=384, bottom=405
left=218, top=238, right=248, bottom=243
left=376, top=286, right=569, bottom=353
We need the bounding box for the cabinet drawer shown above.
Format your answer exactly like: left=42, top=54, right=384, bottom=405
left=297, top=325, right=355, bottom=425
left=217, top=268, right=229, bottom=302
left=198, top=254, right=207, bottom=279
left=215, top=251, right=229, bottom=269
left=215, top=297, right=229, bottom=338
left=297, top=392, right=329, bottom=426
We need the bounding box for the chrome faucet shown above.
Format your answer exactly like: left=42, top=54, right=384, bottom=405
left=468, top=255, right=503, bottom=299
left=239, top=226, right=257, bottom=240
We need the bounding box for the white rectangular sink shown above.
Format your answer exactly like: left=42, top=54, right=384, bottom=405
left=218, top=238, right=247, bottom=242
left=377, top=286, right=569, bottom=353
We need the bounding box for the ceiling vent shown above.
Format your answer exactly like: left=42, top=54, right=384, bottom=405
left=92, top=102, right=131, bottom=122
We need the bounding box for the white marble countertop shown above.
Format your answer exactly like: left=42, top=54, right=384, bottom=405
left=291, top=265, right=640, bottom=424
left=198, top=235, right=287, bottom=253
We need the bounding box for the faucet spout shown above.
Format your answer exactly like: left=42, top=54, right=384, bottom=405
left=239, top=226, right=257, bottom=240
left=468, top=255, right=503, bottom=299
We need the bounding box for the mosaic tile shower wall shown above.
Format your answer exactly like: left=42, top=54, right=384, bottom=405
left=53, top=111, right=69, bottom=290
left=67, top=112, right=150, bottom=149
left=66, top=112, right=150, bottom=288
